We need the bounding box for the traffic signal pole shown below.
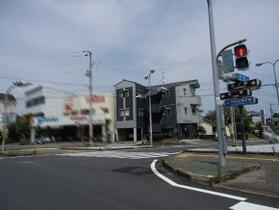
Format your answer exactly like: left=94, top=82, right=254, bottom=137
left=207, top=0, right=226, bottom=167
left=239, top=106, right=247, bottom=154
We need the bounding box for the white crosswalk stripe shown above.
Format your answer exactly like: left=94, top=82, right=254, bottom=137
left=59, top=151, right=178, bottom=159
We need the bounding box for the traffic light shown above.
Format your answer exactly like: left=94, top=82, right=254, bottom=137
left=234, top=44, right=249, bottom=70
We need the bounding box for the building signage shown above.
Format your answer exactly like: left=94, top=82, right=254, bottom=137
left=86, top=95, right=105, bottom=104
left=36, top=116, right=59, bottom=125
left=31, top=115, right=106, bottom=127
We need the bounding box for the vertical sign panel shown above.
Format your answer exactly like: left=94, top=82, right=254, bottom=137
left=222, top=49, right=234, bottom=73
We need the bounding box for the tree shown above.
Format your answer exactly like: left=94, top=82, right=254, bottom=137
left=7, top=116, right=30, bottom=143
left=197, top=125, right=206, bottom=135
left=272, top=113, right=279, bottom=118
left=204, top=106, right=251, bottom=133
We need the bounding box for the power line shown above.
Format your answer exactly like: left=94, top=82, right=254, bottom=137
left=0, top=51, right=84, bottom=57
left=0, top=76, right=87, bottom=87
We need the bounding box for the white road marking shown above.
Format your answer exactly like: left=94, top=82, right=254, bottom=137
left=151, top=159, right=278, bottom=209
left=59, top=151, right=178, bottom=159
left=230, top=201, right=279, bottom=210
left=150, top=159, right=246, bottom=201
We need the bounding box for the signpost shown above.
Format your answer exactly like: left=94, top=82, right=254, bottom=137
left=227, top=79, right=262, bottom=91
left=220, top=89, right=252, bottom=100
left=220, top=71, right=261, bottom=154
left=231, top=73, right=249, bottom=82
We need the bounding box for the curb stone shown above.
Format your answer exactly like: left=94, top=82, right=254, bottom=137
left=161, top=159, right=260, bottom=186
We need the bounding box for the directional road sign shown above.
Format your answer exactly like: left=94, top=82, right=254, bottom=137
left=224, top=96, right=258, bottom=107
left=228, top=79, right=262, bottom=91
left=220, top=89, right=252, bottom=100
left=231, top=73, right=249, bottom=82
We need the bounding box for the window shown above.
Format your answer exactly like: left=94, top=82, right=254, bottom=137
left=165, top=108, right=170, bottom=115
left=101, top=107, right=109, bottom=113
left=120, top=90, right=129, bottom=98
left=183, top=88, right=187, bottom=96
left=190, top=88, right=196, bottom=96
left=138, top=109, right=144, bottom=117
left=25, top=96, right=45, bottom=108
left=184, top=107, right=187, bottom=115
left=81, top=109, right=90, bottom=115
left=165, top=90, right=170, bottom=97
left=192, top=106, right=196, bottom=115
left=120, top=109, right=130, bottom=117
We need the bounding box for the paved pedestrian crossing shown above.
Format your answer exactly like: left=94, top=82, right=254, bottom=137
left=59, top=151, right=179, bottom=159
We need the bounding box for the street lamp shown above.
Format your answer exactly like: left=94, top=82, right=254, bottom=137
left=1, top=81, right=32, bottom=152
left=256, top=59, right=279, bottom=105
left=144, top=69, right=155, bottom=146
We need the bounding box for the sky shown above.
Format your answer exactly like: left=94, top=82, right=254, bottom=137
left=0, top=0, right=279, bottom=116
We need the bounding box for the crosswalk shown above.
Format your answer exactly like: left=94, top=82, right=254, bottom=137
left=59, top=151, right=179, bottom=159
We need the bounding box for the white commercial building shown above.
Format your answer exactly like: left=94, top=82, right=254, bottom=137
left=27, top=87, right=115, bottom=143
left=25, top=86, right=74, bottom=117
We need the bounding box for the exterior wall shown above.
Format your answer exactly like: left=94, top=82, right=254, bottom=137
left=25, top=86, right=73, bottom=116
left=251, top=115, right=261, bottom=124
left=175, top=84, right=202, bottom=124
left=114, top=79, right=202, bottom=140
left=160, top=86, right=177, bottom=130
left=63, top=93, right=115, bottom=136
left=115, top=81, right=136, bottom=129
left=200, top=122, right=213, bottom=135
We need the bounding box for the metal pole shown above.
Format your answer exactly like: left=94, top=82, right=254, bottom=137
left=207, top=0, right=226, bottom=166
left=149, top=73, right=153, bottom=146
left=230, top=107, right=237, bottom=145
left=88, top=51, right=94, bottom=145
left=272, top=61, right=279, bottom=105
left=270, top=104, right=273, bottom=118
left=239, top=106, right=247, bottom=154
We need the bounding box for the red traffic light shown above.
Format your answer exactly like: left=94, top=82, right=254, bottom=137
left=234, top=44, right=247, bottom=57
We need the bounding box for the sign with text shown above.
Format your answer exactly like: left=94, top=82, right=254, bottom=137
left=224, top=96, right=258, bottom=107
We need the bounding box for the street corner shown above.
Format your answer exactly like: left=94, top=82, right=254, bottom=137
left=161, top=152, right=261, bottom=186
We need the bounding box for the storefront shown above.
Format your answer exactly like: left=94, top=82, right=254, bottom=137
left=30, top=93, right=115, bottom=143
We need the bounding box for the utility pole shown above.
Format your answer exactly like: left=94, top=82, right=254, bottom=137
left=84, top=50, right=94, bottom=145
left=161, top=70, right=166, bottom=84
left=207, top=0, right=226, bottom=166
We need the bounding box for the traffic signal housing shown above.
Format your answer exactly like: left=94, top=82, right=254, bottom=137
left=234, top=44, right=249, bottom=70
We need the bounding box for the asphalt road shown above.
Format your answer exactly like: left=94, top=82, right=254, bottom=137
left=0, top=146, right=278, bottom=210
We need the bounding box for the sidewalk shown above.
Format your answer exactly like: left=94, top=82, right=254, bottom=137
left=162, top=152, right=279, bottom=198
left=188, top=143, right=279, bottom=154
left=0, top=141, right=152, bottom=157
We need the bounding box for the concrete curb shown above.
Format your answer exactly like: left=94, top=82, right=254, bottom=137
left=60, top=145, right=153, bottom=151
left=184, top=149, right=279, bottom=156
left=0, top=149, right=38, bottom=157
left=161, top=159, right=260, bottom=186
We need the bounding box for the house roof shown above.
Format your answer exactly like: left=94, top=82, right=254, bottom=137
left=0, top=93, right=16, bottom=102
left=114, top=79, right=200, bottom=89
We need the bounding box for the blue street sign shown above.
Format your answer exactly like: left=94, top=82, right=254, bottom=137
left=232, top=73, right=249, bottom=82
left=224, top=96, right=258, bottom=107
